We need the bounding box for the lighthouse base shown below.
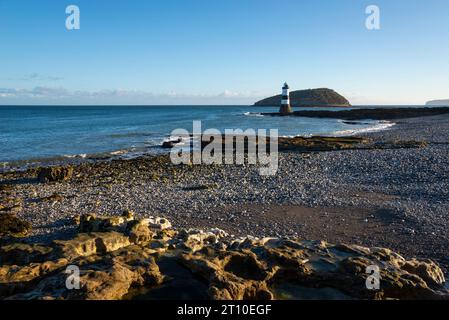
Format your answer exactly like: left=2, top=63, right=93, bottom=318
left=279, top=105, right=293, bottom=115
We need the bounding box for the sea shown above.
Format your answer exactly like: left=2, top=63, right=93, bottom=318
left=0, top=105, right=398, bottom=170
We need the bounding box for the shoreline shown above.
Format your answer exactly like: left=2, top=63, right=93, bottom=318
left=1, top=114, right=449, bottom=277
left=0, top=119, right=396, bottom=174
left=261, top=106, right=449, bottom=120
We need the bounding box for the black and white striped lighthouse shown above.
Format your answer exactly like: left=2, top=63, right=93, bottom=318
left=279, top=82, right=293, bottom=114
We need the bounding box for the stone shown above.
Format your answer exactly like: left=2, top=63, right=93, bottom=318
left=0, top=213, right=447, bottom=300
left=162, top=138, right=182, bottom=148
left=126, top=220, right=154, bottom=245
left=122, top=209, right=134, bottom=221
left=37, top=166, right=73, bottom=183
left=0, top=243, right=53, bottom=265
left=0, top=258, right=69, bottom=298
left=78, top=214, right=127, bottom=233
left=181, top=250, right=275, bottom=300
left=144, top=216, right=172, bottom=230
left=53, top=232, right=130, bottom=259
left=4, top=245, right=164, bottom=300
left=0, top=213, right=32, bottom=237
left=402, top=259, right=445, bottom=286
left=178, top=229, right=221, bottom=252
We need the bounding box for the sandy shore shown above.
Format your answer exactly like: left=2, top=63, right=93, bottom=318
left=1, top=114, right=449, bottom=275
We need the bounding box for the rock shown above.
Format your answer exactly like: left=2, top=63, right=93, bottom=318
left=181, top=250, right=275, bottom=300
left=144, top=216, right=172, bottom=230
left=0, top=213, right=32, bottom=237
left=126, top=220, right=154, bottom=245
left=5, top=246, right=164, bottom=300
left=263, top=107, right=449, bottom=120
left=122, top=209, right=134, bottom=221
left=254, top=88, right=351, bottom=107
left=53, top=232, right=130, bottom=259
left=180, top=239, right=449, bottom=300
left=161, top=141, right=175, bottom=148
left=402, top=259, right=445, bottom=286
left=178, top=229, right=223, bottom=252
left=78, top=214, right=128, bottom=233
left=162, top=138, right=182, bottom=148
left=0, top=214, right=447, bottom=300
left=0, top=243, right=53, bottom=265
left=277, top=136, right=368, bottom=152
left=0, top=258, right=69, bottom=297
left=37, top=166, right=73, bottom=183
left=77, top=213, right=170, bottom=234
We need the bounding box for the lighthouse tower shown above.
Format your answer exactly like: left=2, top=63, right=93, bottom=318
left=279, top=82, right=293, bottom=114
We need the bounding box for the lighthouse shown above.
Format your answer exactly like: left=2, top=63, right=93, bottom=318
left=279, top=82, right=293, bottom=114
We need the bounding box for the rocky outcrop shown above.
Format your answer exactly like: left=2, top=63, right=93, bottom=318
left=0, top=215, right=447, bottom=300
left=37, top=166, right=73, bottom=183
left=0, top=184, right=31, bottom=238
left=263, top=107, right=449, bottom=120
left=254, top=88, right=351, bottom=107
left=0, top=213, right=32, bottom=238
left=277, top=136, right=368, bottom=152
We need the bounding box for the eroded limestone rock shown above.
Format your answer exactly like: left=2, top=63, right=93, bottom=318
left=54, top=232, right=130, bottom=259
left=0, top=215, right=447, bottom=301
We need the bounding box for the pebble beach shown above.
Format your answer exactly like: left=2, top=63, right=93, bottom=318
left=1, top=113, right=449, bottom=276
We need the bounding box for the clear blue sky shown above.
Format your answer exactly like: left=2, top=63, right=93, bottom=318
left=0, top=0, right=448, bottom=105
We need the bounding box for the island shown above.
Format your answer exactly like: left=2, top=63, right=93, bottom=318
left=254, top=88, right=351, bottom=107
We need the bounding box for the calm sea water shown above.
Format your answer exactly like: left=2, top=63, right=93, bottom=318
left=0, top=105, right=394, bottom=167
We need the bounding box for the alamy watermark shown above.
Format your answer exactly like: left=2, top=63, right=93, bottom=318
left=66, top=5, right=80, bottom=30
left=366, top=265, right=381, bottom=290
left=365, top=5, right=380, bottom=30
left=65, top=265, right=80, bottom=290
left=168, top=121, right=279, bottom=176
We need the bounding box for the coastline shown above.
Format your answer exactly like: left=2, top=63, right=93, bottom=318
left=1, top=113, right=449, bottom=299
left=0, top=115, right=396, bottom=174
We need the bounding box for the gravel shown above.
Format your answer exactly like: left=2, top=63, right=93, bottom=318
left=2, top=114, right=449, bottom=272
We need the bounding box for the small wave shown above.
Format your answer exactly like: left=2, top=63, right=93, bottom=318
left=332, top=121, right=395, bottom=136
left=63, top=153, right=87, bottom=159
left=110, top=149, right=130, bottom=156
left=243, top=112, right=264, bottom=117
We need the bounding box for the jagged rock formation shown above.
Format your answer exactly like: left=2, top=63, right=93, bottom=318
left=254, top=88, right=351, bottom=107
left=0, top=214, right=447, bottom=300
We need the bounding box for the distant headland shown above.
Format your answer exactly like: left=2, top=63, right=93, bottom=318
left=254, top=88, right=351, bottom=107
left=426, top=99, right=449, bottom=106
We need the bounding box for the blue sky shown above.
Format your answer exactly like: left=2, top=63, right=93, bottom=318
left=0, top=0, right=448, bottom=105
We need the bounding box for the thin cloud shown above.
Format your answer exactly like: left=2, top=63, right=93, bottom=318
left=6, top=73, right=64, bottom=82
left=0, top=87, right=264, bottom=105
